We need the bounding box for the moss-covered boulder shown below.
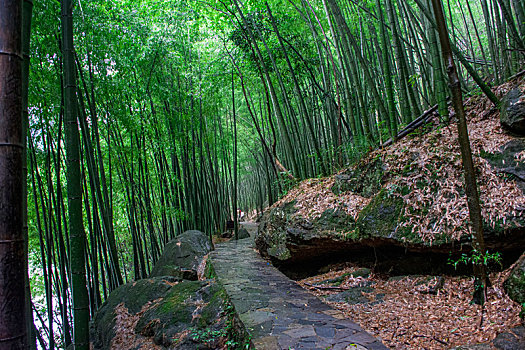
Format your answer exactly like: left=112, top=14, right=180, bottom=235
left=92, top=276, right=180, bottom=348
left=353, top=189, right=404, bottom=240
left=256, top=203, right=358, bottom=264
left=331, top=158, right=385, bottom=197
left=237, top=227, right=250, bottom=240
left=256, top=188, right=408, bottom=266
left=482, top=139, right=525, bottom=192
left=257, top=163, right=524, bottom=277
left=256, top=116, right=525, bottom=276
left=500, top=88, right=525, bottom=135
left=92, top=278, right=250, bottom=349
left=150, top=230, right=212, bottom=280
left=504, top=252, right=525, bottom=305
left=255, top=201, right=297, bottom=262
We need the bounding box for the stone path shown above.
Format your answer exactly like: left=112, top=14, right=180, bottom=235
left=210, top=223, right=387, bottom=350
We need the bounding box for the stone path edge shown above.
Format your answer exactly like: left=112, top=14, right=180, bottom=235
left=208, top=223, right=388, bottom=350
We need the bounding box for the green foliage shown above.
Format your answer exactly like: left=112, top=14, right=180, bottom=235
left=189, top=301, right=252, bottom=349
left=408, top=73, right=420, bottom=87
left=190, top=327, right=226, bottom=343
left=26, top=0, right=523, bottom=345
left=275, top=172, right=298, bottom=199
left=448, top=249, right=503, bottom=270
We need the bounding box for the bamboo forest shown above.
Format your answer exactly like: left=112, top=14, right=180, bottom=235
left=1, top=0, right=525, bottom=349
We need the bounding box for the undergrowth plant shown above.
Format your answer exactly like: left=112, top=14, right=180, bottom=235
left=448, top=249, right=503, bottom=271
left=448, top=249, right=503, bottom=306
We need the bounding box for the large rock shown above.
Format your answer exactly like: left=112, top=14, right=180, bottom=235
left=256, top=204, right=357, bottom=265
left=257, top=139, right=525, bottom=277
left=504, top=252, right=525, bottom=305
left=500, top=88, right=525, bottom=135
left=452, top=326, right=525, bottom=350
left=92, top=278, right=250, bottom=349
left=492, top=326, right=525, bottom=349
left=482, top=139, right=525, bottom=192
left=237, top=227, right=250, bottom=240
left=257, top=191, right=445, bottom=277
left=150, top=230, right=212, bottom=280
left=331, top=159, right=385, bottom=197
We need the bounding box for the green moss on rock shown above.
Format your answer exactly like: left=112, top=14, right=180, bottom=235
left=203, top=259, right=216, bottom=279
left=313, top=208, right=356, bottom=233
left=135, top=281, right=224, bottom=342
left=268, top=243, right=291, bottom=260
left=92, top=277, right=181, bottom=348
left=331, top=159, right=385, bottom=197
left=149, top=230, right=212, bottom=280
left=255, top=202, right=298, bottom=261
left=504, top=253, right=525, bottom=305
left=354, top=189, right=404, bottom=240
left=92, top=279, right=251, bottom=349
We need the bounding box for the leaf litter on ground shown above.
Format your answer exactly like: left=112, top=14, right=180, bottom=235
left=299, top=265, right=521, bottom=349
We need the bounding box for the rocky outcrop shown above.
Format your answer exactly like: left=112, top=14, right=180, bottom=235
left=482, top=139, right=525, bottom=192
left=257, top=139, right=525, bottom=277
left=92, top=278, right=248, bottom=349
left=92, top=230, right=251, bottom=350
left=220, top=227, right=251, bottom=240
left=149, top=230, right=212, bottom=280
left=237, top=227, right=250, bottom=239
left=500, top=88, right=525, bottom=135
left=504, top=252, right=525, bottom=306
left=492, top=326, right=525, bottom=350
left=452, top=326, right=525, bottom=350
left=331, top=159, right=385, bottom=197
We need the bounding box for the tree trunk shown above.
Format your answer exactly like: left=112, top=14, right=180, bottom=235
left=21, top=0, right=36, bottom=348
left=61, top=0, right=90, bottom=347
left=232, top=71, right=239, bottom=240
left=0, top=0, right=27, bottom=348
left=431, top=0, right=488, bottom=305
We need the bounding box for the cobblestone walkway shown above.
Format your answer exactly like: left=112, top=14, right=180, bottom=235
left=210, top=223, right=387, bottom=350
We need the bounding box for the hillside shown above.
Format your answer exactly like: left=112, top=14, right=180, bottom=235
left=257, top=79, right=525, bottom=269
left=255, top=78, right=525, bottom=349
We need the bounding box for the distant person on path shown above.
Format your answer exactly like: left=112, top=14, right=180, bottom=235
left=237, top=209, right=245, bottom=222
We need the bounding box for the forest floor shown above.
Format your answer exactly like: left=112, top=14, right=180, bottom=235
left=298, top=264, right=521, bottom=349
left=274, top=78, right=525, bottom=349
